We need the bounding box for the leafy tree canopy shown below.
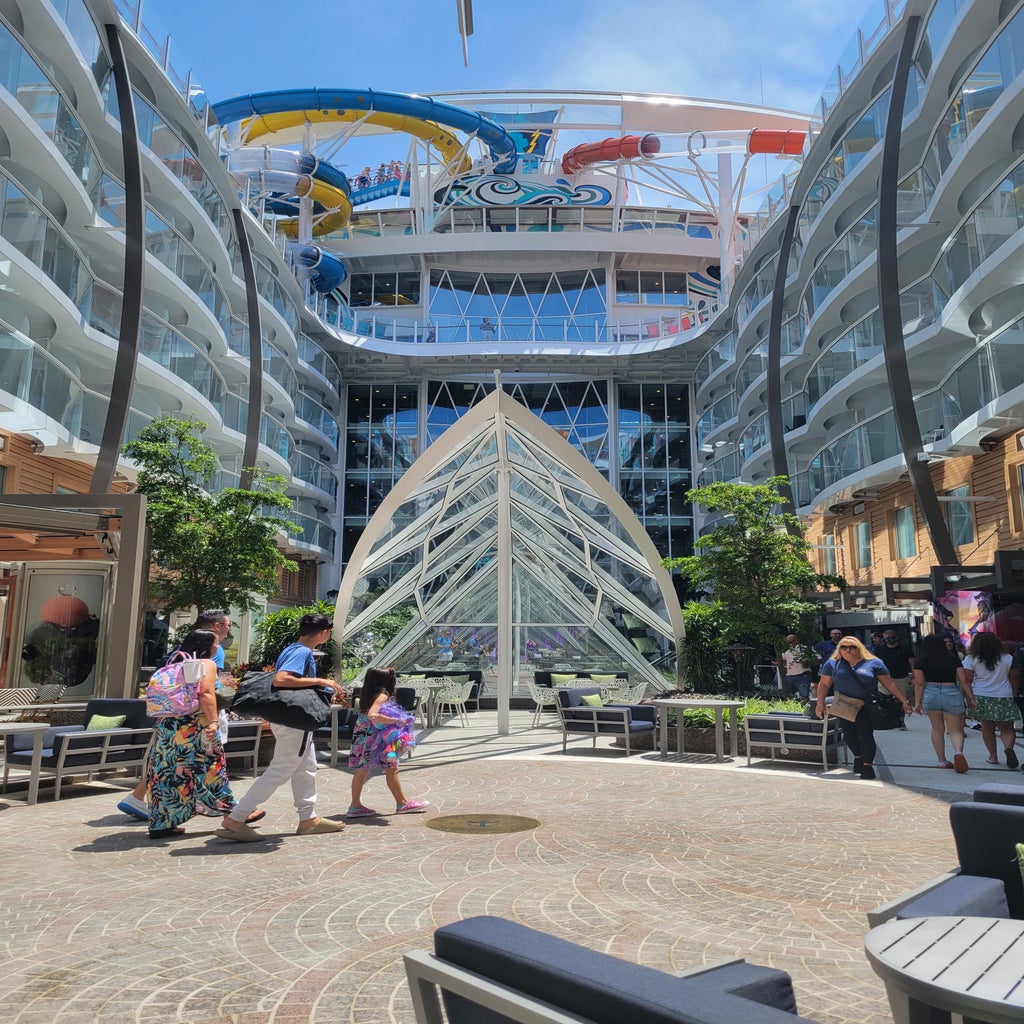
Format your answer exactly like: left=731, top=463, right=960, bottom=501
left=664, top=477, right=844, bottom=651
left=123, top=415, right=297, bottom=615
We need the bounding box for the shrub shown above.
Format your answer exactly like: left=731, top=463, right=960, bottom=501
left=664, top=696, right=804, bottom=727
left=681, top=601, right=730, bottom=692
left=253, top=600, right=338, bottom=677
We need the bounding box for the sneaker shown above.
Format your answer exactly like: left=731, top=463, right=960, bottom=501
left=117, top=794, right=149, bottom=821
left=953, top=752, right=969, bottom=774
left=1006, top=748, right=1019, bottom=770
left=344, top=805, right=378, bottom=818
left=395, top=799, right=430, bottom=814
left=860, top=765, right=876, bottom=780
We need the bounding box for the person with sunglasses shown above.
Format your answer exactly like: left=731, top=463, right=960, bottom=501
left=815, top=636, right=912, bottom=779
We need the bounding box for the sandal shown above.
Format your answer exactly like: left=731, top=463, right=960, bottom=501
left=244, top=810, right=267, bottom=824
left=344, top=806, right=378, bottom=818
left=936, top=761, right=954, bottom=769
left=295, top=818, right=345, bottom=835
left=987, top=758, right=999, bottom=765
left=953, top=752, right=969, bottom=774
left=214, top=823, right=264, bottom=843
left=148, top=827, right=185, bottom=839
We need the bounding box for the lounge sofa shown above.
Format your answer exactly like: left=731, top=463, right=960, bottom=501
left=404, top=915, right=820, bottom=1024
left=556, top=686, right=656, bottom=756
left=867, top=785, right=1024, bottom=925
left=2, top=698, right=154, bottom=800
left=534, top=670, right=627, bottom=688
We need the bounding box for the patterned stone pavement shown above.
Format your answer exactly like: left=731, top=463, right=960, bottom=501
left=0, top=713, right=989, bottom=1024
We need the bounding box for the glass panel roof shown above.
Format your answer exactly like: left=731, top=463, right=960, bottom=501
left=336, top=388, right=682, bottom=710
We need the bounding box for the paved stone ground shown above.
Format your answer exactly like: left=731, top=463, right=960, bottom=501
left=0, top=712, right=1009, bottom=1024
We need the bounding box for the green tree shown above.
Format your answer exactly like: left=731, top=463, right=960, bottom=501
left=665, top=477, right=844, bottom=654
left=123, top=415, right=297, bottom=615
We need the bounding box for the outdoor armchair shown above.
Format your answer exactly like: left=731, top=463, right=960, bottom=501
left=555, top=686, right=655, bottom=755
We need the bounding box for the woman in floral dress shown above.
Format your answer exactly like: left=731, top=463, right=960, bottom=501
left=146, top=629, right=239, bottom=839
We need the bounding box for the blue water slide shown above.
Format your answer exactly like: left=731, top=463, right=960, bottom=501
left=350, top=177, right=411, bottom=206
left=296, top=152, right=350, bottom=196
left=212, top=88, right=518, bottom=174
left=290, top=243, right=347, bottom=294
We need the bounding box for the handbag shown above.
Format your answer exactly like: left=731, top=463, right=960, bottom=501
left=868, top=694, right=903, bottom=731
left=229, top=671, right=333, bottom=731
left=828, top=692, right=864, bottom=722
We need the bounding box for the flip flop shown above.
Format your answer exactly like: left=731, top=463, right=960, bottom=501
left=244, top=810, right=267, bottom=824
left=214, top=823, right=264, bottom=843
left=987, top=758, right=1000, bottom=765
left=295, top=818, right=345, bottom=835
left=953, top=752, right=969, bottom=774
left=936, top=761, right=953, bottom=769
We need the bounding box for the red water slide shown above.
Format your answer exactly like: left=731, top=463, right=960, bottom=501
left=746, top=129, right=806, bottom=155
left=561, top=134, right=661, bottom=175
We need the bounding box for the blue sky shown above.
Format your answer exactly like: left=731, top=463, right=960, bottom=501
left=149, top=1, right=869, bottom=116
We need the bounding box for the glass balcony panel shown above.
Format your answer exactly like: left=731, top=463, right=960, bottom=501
left=989, top=318, right=1024, bottom=392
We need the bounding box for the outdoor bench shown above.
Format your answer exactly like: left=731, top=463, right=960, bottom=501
left=404, top=915, right=821, bottom=1024
left=743, top=711, right=846, bottom=771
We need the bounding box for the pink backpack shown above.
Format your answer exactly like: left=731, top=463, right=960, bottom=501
left=146, top=651, right=204, bottom=718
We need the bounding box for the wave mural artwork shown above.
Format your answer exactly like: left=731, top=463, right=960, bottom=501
left=438, top=175, right=612, bottom=207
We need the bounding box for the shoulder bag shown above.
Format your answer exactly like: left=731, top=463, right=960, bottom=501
left=868, top=693, right=903, bottom=731
left=230, top=670, right=333, bottom=731
left=827, top=692, right=864, bottom=722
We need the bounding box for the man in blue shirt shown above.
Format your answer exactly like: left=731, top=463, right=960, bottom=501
left=813, top=627, right=843, bottom=664
left=218, top=613, right=346, bottom=841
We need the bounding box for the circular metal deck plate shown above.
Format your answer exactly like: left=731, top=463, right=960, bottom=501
left=426, top=814, right=540, bottom=835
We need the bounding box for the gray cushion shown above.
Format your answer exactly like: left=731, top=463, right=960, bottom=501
left=972, top=783, right=1024, bottom=808
left=895, top=874, right=1008, bottom=920
left=434, top=916, right=809, bottom=1024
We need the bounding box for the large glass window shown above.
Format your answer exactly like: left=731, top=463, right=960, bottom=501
left=854, top=521, right=872, bottom=569
left=349, top=272, right=420, bottom=307
left=944, top=485, right=975, bottom=547
left=428, top=268, right=606, bottom=342
left=893, top=506, right=917, bottom=559
left=821, top=534, right=837, bottom=576
left=617, top=383, right=690, bottom=559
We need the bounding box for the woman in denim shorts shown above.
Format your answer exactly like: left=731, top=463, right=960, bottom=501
left=913, top=633, right=972, bottom=772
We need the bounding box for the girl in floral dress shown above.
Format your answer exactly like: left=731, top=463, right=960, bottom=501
left=347, top=667, right=429, bottom=816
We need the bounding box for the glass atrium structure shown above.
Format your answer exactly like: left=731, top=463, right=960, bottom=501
left=335, top=386, right=683, bottom=732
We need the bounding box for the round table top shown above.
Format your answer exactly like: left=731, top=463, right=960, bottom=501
left=865, top=915, right=1024, bottom=1024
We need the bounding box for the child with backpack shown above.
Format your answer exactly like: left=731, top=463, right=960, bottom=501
left=346, top=667, right=429, bottom=817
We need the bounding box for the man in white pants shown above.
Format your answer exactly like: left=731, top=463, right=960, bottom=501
left=217, top=613, right=345, bottom=841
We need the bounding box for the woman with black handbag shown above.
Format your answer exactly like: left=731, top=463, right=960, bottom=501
left=815, top=636, right=912, bottom=780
